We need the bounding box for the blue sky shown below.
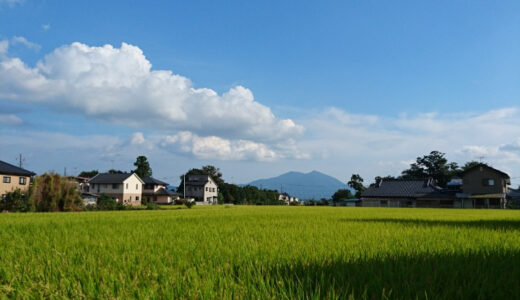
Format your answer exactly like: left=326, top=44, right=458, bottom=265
left=1, top=0, right=520, bottom=186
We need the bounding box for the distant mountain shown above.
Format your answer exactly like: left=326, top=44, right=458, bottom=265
left=246, top=171, right=350, bottom=201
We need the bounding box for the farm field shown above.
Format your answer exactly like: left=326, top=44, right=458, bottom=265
left=1, top=206, right=520, bottom=299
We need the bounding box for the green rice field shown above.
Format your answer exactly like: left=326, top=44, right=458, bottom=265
left=1, top=206, right=520, bottom=299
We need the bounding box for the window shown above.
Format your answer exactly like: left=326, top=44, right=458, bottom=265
left=129, top=196, right=132, bottom=201
left=136, top=196, right=139, bottom=201
left=112, top=183, right=119, bottom=189
left=126, top=183, right=128, bottom=189
left=136, top=184, right=138, bottom=189
left=206, top=187, right=209, bottom=192
left=3, top=176, right=11, bottom=183
left=19, top=177, right=27, bottom=185
left=482, top=178, right=495, bottom=186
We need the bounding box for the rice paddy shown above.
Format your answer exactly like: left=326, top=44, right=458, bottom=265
left=1, top=206, right=519, bottom=299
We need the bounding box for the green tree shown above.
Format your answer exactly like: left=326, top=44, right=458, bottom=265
left=78, top=170, right=99, bottom=178
left=133, top=156, right=152, bottom=178
left=29, top=173, right=83, bottom=212
left=348, top=174, right=365, bottom=198
left=332, top=189, right=353, bottom=204
left=108, top=169, right=125, bottom=174
left=400, top=151, right=460, bottom=186
left=2, top=189, right=30, bottom=212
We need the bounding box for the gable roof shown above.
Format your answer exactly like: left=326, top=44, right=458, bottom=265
left=462, top=163, right=510, bottom=179
left=0, top=160, right=36, bottom=176
left=361, top=179, right=441, bottom=198
left=142, top=176, right=168, bottom=186
left=89, top=173, right=144, bottom=184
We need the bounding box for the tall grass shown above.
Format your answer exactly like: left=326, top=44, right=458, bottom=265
left=0, top=207, right=519, bottom=299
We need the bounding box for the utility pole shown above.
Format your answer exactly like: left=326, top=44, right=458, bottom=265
left=183, top=174, right=186, bottom=199
left=16, top=153, right=25, bottom=168
left=64, top=167, right=67, bottom=176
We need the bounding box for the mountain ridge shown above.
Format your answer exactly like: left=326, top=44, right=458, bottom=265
left=245, top=170, right=350, bottom=200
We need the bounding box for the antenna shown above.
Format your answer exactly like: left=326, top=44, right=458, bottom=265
left=477, top=156, right=485, bottom=163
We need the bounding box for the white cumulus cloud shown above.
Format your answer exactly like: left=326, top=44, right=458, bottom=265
left=11, top=36, right=41, bottom=51
left=0, top=42, right=303, bottom=145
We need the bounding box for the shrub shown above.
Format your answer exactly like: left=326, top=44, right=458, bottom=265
left=185, top=199, right=195, bottom=209
left=2, top=189, right=30, bottom=212
left=146, top=203, right=160, bottom=210
left=29, top=173, right=83, bottom=212
left=97, top=194, right=118, bottom=210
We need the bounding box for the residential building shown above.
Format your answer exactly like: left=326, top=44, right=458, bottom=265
left=89, top=173, right=144, bottom=206
left=0, top=160, right=36, bottom=199
left=360, top=164, right=512, bottom=209
left=142, top=176, right=180, bottom=204
left=278, top=193, right=299, bottom=204
left=184, top=174, right=218, bottom=204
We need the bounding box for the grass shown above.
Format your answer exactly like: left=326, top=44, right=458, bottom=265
left=1, top=206, right=520, bottom=299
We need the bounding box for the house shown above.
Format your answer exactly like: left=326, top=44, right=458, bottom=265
left=458, top=164, right=511, bottom=208
left=360, top=178, right=452, bottom=208
left=0, top=160, right=36, bottom=199
left=142, top=176, right=180, bottom=204
left=278, top=193, right=299, bottom=204
left=88, top=173, right=144, bottom=206
left=184, top=174, right=218, bottom=205
left=361, top=164, right=512, bottom=209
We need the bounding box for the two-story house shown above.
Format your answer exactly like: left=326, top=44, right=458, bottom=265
left=89, top=173, right=144, bottom=206
left=142, top=176, right=180, bottom=204
left=0, top=160, right=36, bottom=199
left=460, top=164, right=510, bottom=208
left=184, top=174, right=218, bottom=204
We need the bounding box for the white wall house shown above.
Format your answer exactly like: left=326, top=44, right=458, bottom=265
left=89, top=173, right=144, bottom=206
left=184, top=174, right=218, bottom=205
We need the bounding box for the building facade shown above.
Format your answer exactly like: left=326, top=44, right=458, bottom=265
left=89, top=173, right=144, bottom=206
left=184, top=174, right=218, bottom=204
left=0, top=160, right=36, bottom=199
left=142, top=176, right=180, bottom=204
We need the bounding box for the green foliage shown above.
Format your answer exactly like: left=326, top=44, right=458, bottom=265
left=96, top=194, right=118, bottom=210
left=332, top=189, right=353, bottom=203
left=78, top=170, right=99, bottom=178
left=347, top=174, right=365, bottom=198
left=1, top=189, right=30, bottom=212
left=185, top=200, right=195, bottom=209
left=133, top=155, right=152, bottom=178
left=29, top=173, right=83, bottom=212
left=108, top=169, right=125, bottom=174
left=146, top=203, right=160, bottom=210
left=1, top=207, right=520, bottom=298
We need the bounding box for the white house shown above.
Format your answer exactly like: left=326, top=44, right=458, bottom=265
left=89, top=173, right=144, bottom=206
left=184, top=174, right=218, bottom=205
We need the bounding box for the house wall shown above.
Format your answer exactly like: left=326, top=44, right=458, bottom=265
left=462, top=167, right=507, bottom=195
left=185, top=178, right=218, bottom=204
left=0, top=174, right=31, bottom=196
left=361, top=197, right=415, bottom=207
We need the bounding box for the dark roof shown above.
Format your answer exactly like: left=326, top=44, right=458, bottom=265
left=462, top=163, right=510, bottom=179
left=507, top=188, right=520, bottom=199
left=155, top=187, right=180, bottom=196
left=185, top=174, right=212, bottom=186
left=142, top=176, right=168, bottom=186
left=361, top=179, right=441, bottom=198
left=89, top=173, right=142, bottom=184
left=0, top=160, right=35, bottom=176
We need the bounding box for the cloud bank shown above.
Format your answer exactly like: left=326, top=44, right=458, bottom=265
left=0, top=42, right=303, bottom=142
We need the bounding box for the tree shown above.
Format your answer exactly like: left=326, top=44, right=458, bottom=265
left=29, top=173, right=83, bottom=212
left=133, top=156, right=152, bottom=178
left=400, top=151, right=459, bottom=186
left=332, top=189, right=353, bottom=204
left=108, top=169, right=125, bottom=174
left=348, top=174, right=365, bottom=198
left=1, top=189, right=30, bottom=212
left=78, top=170, right=99, bottom=178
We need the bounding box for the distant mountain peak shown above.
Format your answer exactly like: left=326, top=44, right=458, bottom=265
left=247, top=170, right=349, bottom=200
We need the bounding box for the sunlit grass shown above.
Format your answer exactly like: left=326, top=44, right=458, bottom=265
left=1, top=206, right=519, bottom=299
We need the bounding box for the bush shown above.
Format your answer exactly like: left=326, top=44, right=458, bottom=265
left=2, top=189, right=30, bottom=212
left=185, top=200, right=195, bottom=209
left=97, top=194, right=118, bottom=210
left=29, top=173, right=83, bottom=212
left=146, top=203, right=160, bottom=210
